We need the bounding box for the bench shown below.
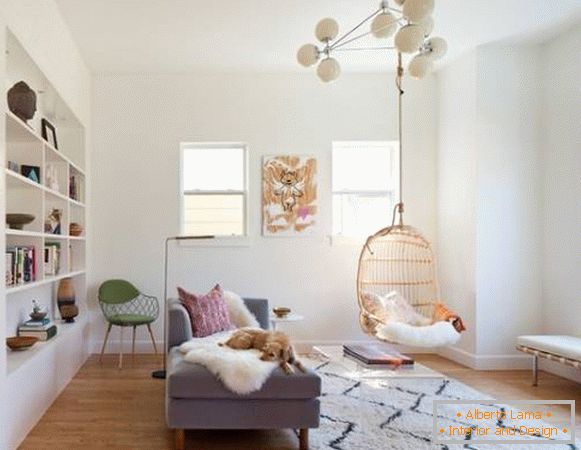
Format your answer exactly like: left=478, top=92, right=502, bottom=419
left=516, top=335, right=581, bottom=386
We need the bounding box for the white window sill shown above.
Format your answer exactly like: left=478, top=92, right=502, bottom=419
left=328, top=235, right=367, bottom=247
left=177, top=236, right=252, bottom=247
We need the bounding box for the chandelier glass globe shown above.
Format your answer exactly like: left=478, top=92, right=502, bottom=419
left=315, top=18, right=339, bottom=42
left=297, top=44, right=320, bottom=67
left=394, top=24, right=425, bottom=53
left=403, top=0, right=435, bottom=23
left=371, top=12, right=398, bottom=39
left=408, top=54, right=433, bottom=79
left=317, top=57, right=341, bottom=82
left=418, top=16, right=434, bottom=37
left=426, top=37, right=448, bottom=59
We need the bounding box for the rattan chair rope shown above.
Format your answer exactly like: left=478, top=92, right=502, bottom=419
left=355, top=54, right=453, bottom=347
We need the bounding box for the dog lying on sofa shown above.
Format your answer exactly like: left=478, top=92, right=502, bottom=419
left=220, top=328, right=306, bottom=374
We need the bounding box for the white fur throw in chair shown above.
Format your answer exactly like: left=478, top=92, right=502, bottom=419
left=376, top=321, right=460, bottom=348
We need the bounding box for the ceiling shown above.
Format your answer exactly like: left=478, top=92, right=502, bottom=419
left=55, top=0, right=581, bottom=74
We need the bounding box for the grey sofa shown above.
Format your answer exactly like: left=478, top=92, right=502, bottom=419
left=166, top=298, right=321, bottom=450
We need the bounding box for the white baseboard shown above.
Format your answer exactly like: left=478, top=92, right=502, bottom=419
left=438, top=346, right=533, bottom=370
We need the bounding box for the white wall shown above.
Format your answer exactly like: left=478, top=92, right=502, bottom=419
left=436, top=52, right=478, bottom=359
left=539, top=24, right=581, bottom=382
left=0, top=1, right=91, bottom=448
left=437, top=44, right=544, bottom=369
left=90, top=72, right=437, bottom=350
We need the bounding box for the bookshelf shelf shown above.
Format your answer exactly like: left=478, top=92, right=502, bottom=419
left=6, top=317, right=87, bottom=376
left=6, top=270, right=86, bottom=295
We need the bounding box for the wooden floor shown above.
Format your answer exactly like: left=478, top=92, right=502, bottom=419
left=20, top=354, right=581, bottom=449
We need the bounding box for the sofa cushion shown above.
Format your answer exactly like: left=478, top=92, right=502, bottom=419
left=517, top=335, right=581, bottom=362
left=167, top=348, right=321, bottom=400
left=178, top=285, right=234, bottom=337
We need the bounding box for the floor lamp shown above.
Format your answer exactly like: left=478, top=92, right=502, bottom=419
left=151, top=235, right=215, bottom=379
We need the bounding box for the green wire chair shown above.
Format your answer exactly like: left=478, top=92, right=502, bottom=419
left=98, top=279, right=159, bottom=369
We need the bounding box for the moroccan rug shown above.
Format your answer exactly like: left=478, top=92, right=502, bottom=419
left=307, top=358, right=578, bottom=450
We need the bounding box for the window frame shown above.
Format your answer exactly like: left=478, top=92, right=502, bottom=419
left=179, top=142, right=249, bottom=242
left=331, top=140, right=400, bottom=240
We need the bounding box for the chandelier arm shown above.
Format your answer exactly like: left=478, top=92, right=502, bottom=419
left=330, top=8, right=382, bottom=50
left=333, top=46, right=396, bottom=52
left=331, top=16, right=403, bottom=51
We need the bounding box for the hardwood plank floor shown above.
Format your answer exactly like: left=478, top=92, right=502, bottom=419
left=20, top=354, right=580, bottom=449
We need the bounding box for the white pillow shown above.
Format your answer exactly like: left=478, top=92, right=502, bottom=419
left=376, top=321, right=460, bottom=347
left=223, top=290, right=259, bottom=328
left=378, top=291, right=432, bottom=326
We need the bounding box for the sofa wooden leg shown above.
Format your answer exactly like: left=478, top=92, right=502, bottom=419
left=175, top=429, right=185, bottom=450
left=299, top=428, right=309, bottom=450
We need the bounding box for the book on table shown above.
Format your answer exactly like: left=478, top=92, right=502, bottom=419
left=343, top=343, right=414, bottom=367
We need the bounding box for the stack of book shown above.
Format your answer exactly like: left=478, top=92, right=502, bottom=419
left=6, top=246, right=36, bottom=286
left=44, top=242, right=61, bottom=276
left=18, top=318, right=58, bottom=341
left=69, top=175, right=83, bottom=202
left=343, top=343, right=414, bottom=368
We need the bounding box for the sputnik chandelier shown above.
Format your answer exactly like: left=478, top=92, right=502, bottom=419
left=297, top=0, right=447, bottom=82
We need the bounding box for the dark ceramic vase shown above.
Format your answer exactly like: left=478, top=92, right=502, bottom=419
left=7, top=81, right=37, bottom=124
left=57, top=278, right=79, bottom=323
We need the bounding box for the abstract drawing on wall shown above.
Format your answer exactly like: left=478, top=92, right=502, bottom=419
left=262, top=155, right=317, bottom=236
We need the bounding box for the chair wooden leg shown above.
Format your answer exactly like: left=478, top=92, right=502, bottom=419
left=299, top=428, right=309, bottom=450
left=132, top=326, right=137, bottom=363
left=175, top=429, right=185, bottom=450
left=99, top=323, right=113, bottom=363
left=118, top=326, right=124, bottom=370
left=146, top=323, right=158, bottom=354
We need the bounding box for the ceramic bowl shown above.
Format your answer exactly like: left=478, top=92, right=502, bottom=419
left=273, top=307, right=291, bottom=318
left=6, top=336, right=38, bottom=351
left=29, top=311, right=47, bottom=321
left=69, top=222, right=83, bottom=237
left=6, top=213, right=35, bottom=230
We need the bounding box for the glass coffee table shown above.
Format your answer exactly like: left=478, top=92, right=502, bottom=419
left=313, top=345, right=444, bottom=379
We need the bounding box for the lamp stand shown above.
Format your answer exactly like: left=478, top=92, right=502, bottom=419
left=151, top=235, right=214, bottom=379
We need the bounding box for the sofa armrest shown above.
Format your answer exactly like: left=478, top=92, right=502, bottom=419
left=243, top=298, right=269, bottom=330
left=168, top=298, right=192, bottom=349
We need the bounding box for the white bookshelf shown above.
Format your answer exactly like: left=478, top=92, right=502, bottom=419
left=3, top=31, right=88, bottom=379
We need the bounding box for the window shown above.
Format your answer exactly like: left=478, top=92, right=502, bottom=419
left=180, top=143, right=247, bottom=237
left=332, top=141, right=399, bottom=237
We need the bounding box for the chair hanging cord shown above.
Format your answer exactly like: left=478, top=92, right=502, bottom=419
left=395, top=52, right=404, bottom=226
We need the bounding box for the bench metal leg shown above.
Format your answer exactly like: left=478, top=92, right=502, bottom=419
left=532, top=354, right=538, bottom=386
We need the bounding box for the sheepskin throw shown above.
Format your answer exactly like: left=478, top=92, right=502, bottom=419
left=223, top=290, right=259, bottom=328
left=180, top=330, right=278, bottom=394
left=376, top=320, right=460, bottom=347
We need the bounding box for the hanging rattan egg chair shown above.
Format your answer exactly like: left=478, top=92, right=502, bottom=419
left=355, top=55, right=463, bottom=348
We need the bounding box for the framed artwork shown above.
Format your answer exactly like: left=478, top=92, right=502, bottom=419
left=21, top=165, right=41, bottom=183
left=41, top=118, right=58, bottom=149
left=262, top=155, right=317, bottom=236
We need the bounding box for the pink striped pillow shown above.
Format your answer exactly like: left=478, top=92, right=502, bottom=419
left=178, top=284, right=234, bottom=338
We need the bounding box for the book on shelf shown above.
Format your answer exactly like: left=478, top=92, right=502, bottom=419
left=69, top=174, right=83, bottom=202
left=18, top=323, right=57, bottom=341
left=20, top=318, right=51, bottom=328
left=44, top=242, right=61, bottom=276
left=6, top=246, right=36, bottom=286
left=343, top=343, right=414, bottom=366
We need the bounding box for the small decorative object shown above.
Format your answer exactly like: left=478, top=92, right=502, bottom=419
left=21, top=165, right=41, bottom=184
left=69, top=222, right=83, bottom=237
left=7, top=161, right=19, bottom=173
left=6, top=336, right=38, bottom=351
left=45, top=208, right=62, bottom=235
left=57, top=278, right=78, bottom=323
left=7, top=81, right=37, bottom=124
left=41, top=118, right=58, bottom=149
left=29, top=299, right=48, bottom=321
left=6, top=213, right=35, bottom=230
left=273, top=307, right=291, bottom=318
left=262, top=155, right=317, bottom=236
left=45, top=164, right=60, bottom=191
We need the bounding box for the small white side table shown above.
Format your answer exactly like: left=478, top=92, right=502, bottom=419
left=270, top=313, right=304, bottom=331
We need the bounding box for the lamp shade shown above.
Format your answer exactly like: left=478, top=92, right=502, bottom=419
left=297, top=44, right=320, bottom=67
left=403, top=0, right=435, bottom=22
left=426, top=37, right=448, bottom=59
left=394, top=25, right=425, bottom=53
left=408, top=54, right=433, bottom=79
left=371, top=12, right=397, bottom=39
left=418, top=16, right=434, bottom=37
left=317, top=57, right=341, bottom=82
left=315, top=18, right=339, bottom=42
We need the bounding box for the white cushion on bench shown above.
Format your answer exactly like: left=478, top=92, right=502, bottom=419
left=517, top=335, right=581, bottom=362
